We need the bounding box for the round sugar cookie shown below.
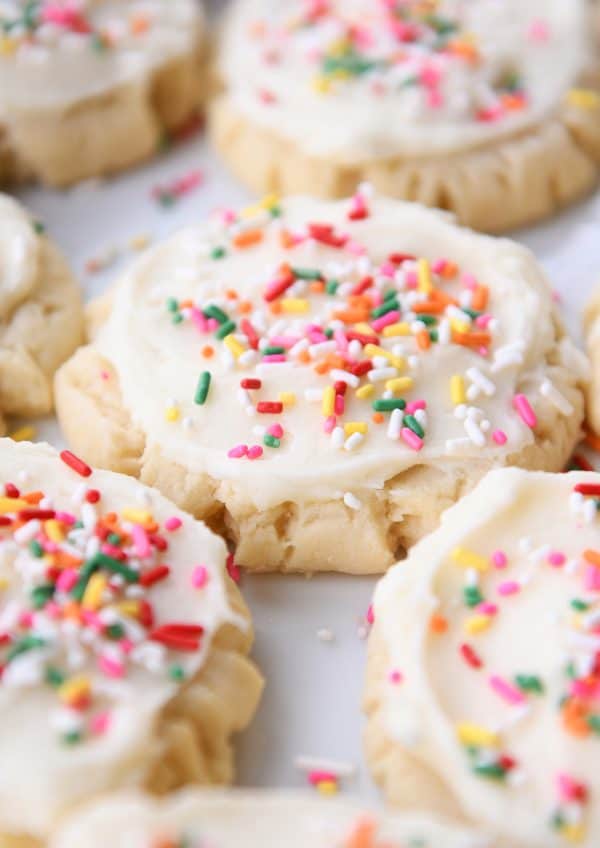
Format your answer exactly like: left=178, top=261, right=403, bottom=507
left=54, top=191, right=588, bottom=574
left=50, top=789, right=494, bottom=848
left=211, top=0, right=600, bottom=233
left=0, top=0, right=206, bottom=187
left=0, top=193, right=83, bottom=423
left=0, top=438, right=262, bottom=846
left=365, top=467, right=600, bottom=847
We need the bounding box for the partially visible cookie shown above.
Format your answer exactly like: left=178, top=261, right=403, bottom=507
left=365, top=467, right=600, bottom=847
left=0, top=0, right=206, bottom=187
left=584, top=283, right=600, bottom=434
left=55, top=191, right=587, bottom=574
left=50, top=790, right=494, bottom=848
left=0, top=193, right=83, bottom=420
left=0, top=438, right=262, bottom=846
left=212, top=0, right=600, bottom=233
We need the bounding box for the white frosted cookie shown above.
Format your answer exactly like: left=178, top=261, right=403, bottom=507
left=365, top=467, right=600, bottom=847
left=54, top=192, right=587, bottom=574
left=50, top=790, right=494, bottom=848
left=0, top=0, right=206, bottom=187
left=0, top=439, right=262, bottom=846
left=584, top=284, right=600, bottom=435
left=0, top=193, right=83, bottom=425
left=211, top=0, right=600, bottom=233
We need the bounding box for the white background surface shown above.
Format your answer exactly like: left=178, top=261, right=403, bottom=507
left=16, top=106, right=600, bottom=805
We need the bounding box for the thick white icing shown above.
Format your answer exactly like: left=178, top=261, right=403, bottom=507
left=0, top=193, right=39, bottom=320
left=92, top=193, right=586, bottom=512
left=50, top=790, right=493, bottom=847
left=218, top=0, right=586, bottom=159
left=0, top=438, right=246, bottom=839
left=0, top=0, right=203, bottom=111
left=373, top=468, right=600, bottom=847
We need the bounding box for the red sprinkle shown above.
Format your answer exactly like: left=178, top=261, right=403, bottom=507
left=241, top=378, right=262, bottom=390
left=574, top=483, right=600, bottom=496
left=460, top=643, right=483, bottom=669
left=257, top=401, right=283, bottom=414
left=4, top=483, right=20, bottom=498
left=139, top=565, right=171, bottom=587
left=60, top=450, right=92, bottom=478
left=85, top=489, right=101, bottom=504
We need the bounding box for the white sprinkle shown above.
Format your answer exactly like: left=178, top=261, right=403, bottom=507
left=387, top=408, right=403, bottom=439
left=330, top=369, right=360, bottom=388
left=466, top=367, right=496, bottom=397
left=344, top=432, right=364, bottom=452
left=289, top=338, right=309, bottom=358
left=368, top=367, right=397, bottom=383
left=464, top=416, right=486, bottom=447
left=343, top=492, right=362, bottom=510
left=309, top=341, right=337, bottom=358
left=238, top=349, right=258, bottom=368
left=317, top=628, right=335, bottom=643
left=583, top=499, right=597, bottom=524
left=304, top=388, right=323, bottom=403
left=331, top=427, right=345, bottom=449
left=13, top=519, right=41, bottom=545
left=445, top=437, right=472, bottom=453
left=540, top=379, right=574, bottom=416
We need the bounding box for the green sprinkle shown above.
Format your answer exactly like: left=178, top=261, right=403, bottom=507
left=403, top=414, right=424, bottom=439
left=31, top=584, right=55, bottom=609
left=263, top=434, right=281, bottom=449
left=71, top=557, right=101, bottom=602
left=216, top=320, right=236, bottom=340
left=372, top=398, right=406, bottom=412
left=417, top=315, right=437, bottom=326
left=169, top=664, right=186, bottom=682
left=94, top=553, right=138, bottom=583
left=90, top=33, right=107, bottom=52
left=6, top=635, right=46, bottom=664
left=384, top=288, right=398, bottom=302
left=371, top=300, right=398, bottom=319
left=269, top=205, right=282, bottom=218
left=463, top=586, right=484, bottom=608
left=172, top=313, right=184, bottom=325
left=326, top=279, right=339, bottom=295
left=571, top=599, right=590, bottom=611
left=429, top=330, right=438, bottom=343
left=292, top=267, right=322, bottom=280
left=45, top=667, right=65, bottom=688
left=473, top=763, right=507, bottom=781
left=33, top=220, right=45, bottom=235
left=204, top=304, right=229, bottom=324
left=263, top=346, right=285, bottom=355
left=158, top=193, right=176, bottom=208
left=28, top=539, right=43, bottom=558
left=210, top=246, right=226, bottom=260
left=62, top=731, right=83, bottom=746
left=515, top=674, right=545, bottom=694
left=587, top=715, right=600, bottom=734
left=107, top=533, right=121, bottom=547
left=194, top=371, right=211, bottom=405
left=324, top=328, right=334, bottom=339
left=106, top=623, right=126, bottom=640
left=166, top=297, right=179, bottom=313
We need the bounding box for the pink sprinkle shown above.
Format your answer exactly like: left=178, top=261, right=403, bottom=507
left=371, top=311, right=400, bottom=332
left=131, top=524, right=151, bottom=559
left=270, top=335, right=300, bottom=348
left=475, top=314, right=492, bottom=329
left=56, top=569, right=78, bottom=593
left=405, top=270, right=418, bottom=289
left=262, top=354, right=286, bottom=363
left=492, top=429, right=508, bottom=445
left=268, top=423, right=284, bottom=439
left=497, top=580, right=520, bottom=596
left=323, top=415, right=337, bottom=434
left=366, top=604, right=374, bottom=625
left=226, top=553, right=241, bottom=583
left=206, top=318, right=219, bottom=332
left=334, top=329, right=349, bottom=352
left=401, top=427, right=423, bottom=451
left=489, top=675, right=526, bottom=706
left=55, top=511, right=76, bottom=525
left=432, top=259, right=447, bottom=274
left=100, top=370, right=110, bottom=381
left=90, top=712, right=111, bottom=736
left=548, top=551, right=565, bottom=567
left=247, top=445, right=263, bottom=460
left=44, top=601, right=61, bottom=619
left=228, top=445, right=248, bottom=459
left=388, top=669, right=403, bottom=684
left=346, top=240, right=366, bottom=256
left=192, top=565, right=209, bottom=588
left=528, top=19, right=550, bottom=42
left=101, top=543, right=123, bottom=559
left=119, top=638, right=134, bottom=655
left=461, top=273, right=478, bottom=289
left=308, top=770, right=337, bottom=786
left=98, top=654, right=126, bottom=679
left=334, top=394, right=345, bottom=416
left=584, top=564, right=600, bottom=591
left=426, top=88, right=443, bottom=109
left=190, top=307, right=208, bottom=333
left=19, top=612, right=33, bottom=629
left=405, top=399, right=426, bottom=414
left=557, top=773, right=587, bottom=803
left=491, top=550, right=507, bottom=569
left=513, top=394, right=537, bottom=428
left=477, top=602, right=498, bottom=616
left=379, top=261, right=396, bottom=278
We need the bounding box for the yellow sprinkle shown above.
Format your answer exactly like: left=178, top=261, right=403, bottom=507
left=224, top=335, right=245, bottom=359
left=0, top=497, right=27, bottom=515
left=44, top=520, right=64, bottom=543
left=322, top=386, right=335, bottom=417
left=417, top=258, right=433, bottom=294
left=356, top=384, right=375, bottom=400
left=465, top=615, right=492, bottom=635
left=279, top=392, right=296, bottom=407
left=316, top=780, right=338, bottom=796
left=121, top=508, right=152, bottom=525
left=281, top=298, right=309, bottom=314
left=115, top=600, right=141, bottom=619
left=385, top=377, right=414, bottom=393
left=450, top=375, right=466, bottom=406
left=312, top=75, right=331, bottom=94
left=450, top=318, right=470, bottom=334
left=353, top=322, right=377, bottom=337
left=128, top=234, right=150, bottom=251
left=240, top=202, right=262, bottom=219
left=165, top=406, right=180, bottom=422
left=456, top=722, right=499, bottom=749
left=82, top=574, right=108, bottom=611
left=58, top=675, right=91, bottom=706
left=382, top=322, right=411, bottom=338
left=561, top=824, right=586, bottom=844
left=364, top=344, right=405, bottom=371
left=259, top=194, right=280, bottom=210
left=344, top=422, right=368, bottom=436
left=451, top=546, right=488, bottom=572
left=0, top=577, right=9, bottom=590
left=567, top=88, right=600, bottom=110
left=0, top=37, right=17, bottom=56
left=9, top=425, right=36, bottom=443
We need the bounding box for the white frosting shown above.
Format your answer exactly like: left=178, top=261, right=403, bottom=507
left=51, top=790, right=493, bottom=847
left=93, top=193, right=585, bottom=512
left=373, top=468, right=600, bottom=847
left=0, top=438, right=246, bottom=839
left=0, top=193, right=39, bottom=320
left=0, top=0, right=202, bottom=111
left=218, top=0, right=585, bottom=160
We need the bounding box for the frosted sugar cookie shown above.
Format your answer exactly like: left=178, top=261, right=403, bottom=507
left=0, top=439, right=262, bottom=846
left=212, top=0, right=600, bottom=233
left=54, top=192, right=587, bottom=574
left=0, top=193, right=83, bottom=422
left=584, top=283, right=600, bottom=435
left=50, top=789, right=494, bottom=848
left=365, top=467, right=600, bottom=847
left=0, top=0, right=206, bottom=187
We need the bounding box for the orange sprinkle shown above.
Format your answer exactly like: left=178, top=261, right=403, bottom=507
left=430, top=288, right=458, bottom=307
left=22, top=490, right=44, bottom=505
left=225, top=289, right=238, bottom=300
left=130, top=13, right=150, bottom=34
left=430, top=613, right=449, bottom=633
left=583, top=549, right=600, bottom=567
left=237, top=300, right=253, bottom=314
left=201, top=345, right=214, bottom=358
left=345, top=818, right=378, bottom=848
left=439, top=261, right=458, bottom=279
left=453, top=331, right=491, bottom=348
left=233, top=228, right=264, bottom=249
left=562, top=699, right=591, bottom=737
left=413, top=301, right=446, bottom=315
left=279, top=230, right=295, bottom=249
left=372, top=412, right=385, bottom=425
left=309, top=280, right=326, bottom=294
left=471, top=285, right=489, bottom=312
left=333, top=309, right=369, bottom=323
left=416, top=329, right=431, bottom=350
left=178, top=299, right=193, bottom=310
left=298, top=350, right=312, bottom=364
left=52, top=551, right=84, bottom=570
left=61, top=602, right=82, bottom=622
left=269, top=301, right=283, bottom=315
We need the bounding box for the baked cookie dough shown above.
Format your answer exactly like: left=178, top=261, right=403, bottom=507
left=50, top=789, right=493, bottom=848
left=365, top=467, right=600, bottom=847
left=55, top=192, right=587, bottom=574
left=0, top=193, right=83, bottom=424
left=0, top=439, right=262, bottom=846
left=212, top=0, right=600, bottom=233
left=0, top=0, right=206, bottom=187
